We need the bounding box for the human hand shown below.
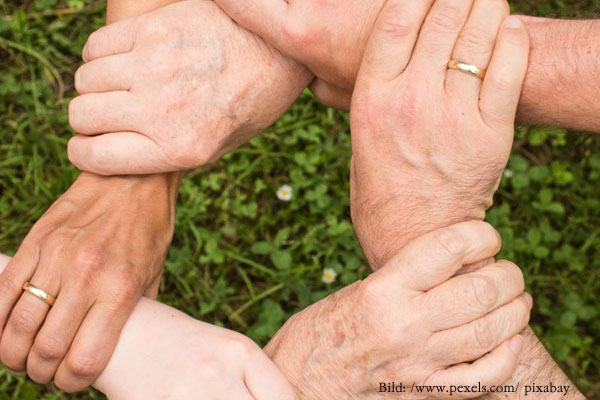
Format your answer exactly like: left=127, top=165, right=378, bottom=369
left=94, top=298, right=296, bottom=400
left=0, top=255, right=295, bottom=400
left=266, top=221, right=531, bottom=399
left=215, top=0, right=385, bottom=109
left=0, top=173, right=178, bottom=392
left=349, top=0, right=529, bottom=268
left=67, top=0, right=311, bottom=175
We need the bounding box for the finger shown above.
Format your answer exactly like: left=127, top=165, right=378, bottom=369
left=0, top=272, right=58, bottom=373
left=68, top=91, right=142, bottom=135
left=244, top=353, right=296, bottom=400
left=410, top=0, right=475, bottom=79
left=445, top=0, right=510, bottom=103
left=54, top=299, right=136, bottom=392
left=82, top=18, right=137, bottom=62
left=434, top=292, right=532, bottom=365
left=455, top=257, right=495, bottom=275
left=0, top=243, right=38, bottom=339
left=0, top=254, right=10, bottom=271
left=309, top=79, right=351, bottom=111
left=75, top=54, right=135, bottom=94
left=143, top=275, right=161, bottom=300
left=67, top=133, right=166, bottom=176
left=357, top=0, right=435, bottom=83
left=426, top=336, right=523, bottom=399
left=27, top=293, right=91, bottom=384
left=479, top=16, right=529, bottom=130
left=424, top=260, right=524, bottom=330
left=387, top=221, right=501, bottom=292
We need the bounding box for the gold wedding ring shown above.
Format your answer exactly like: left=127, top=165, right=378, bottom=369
left=22, top=282, right=56, bottom=306
left=448, top=60, right=486, bottom=80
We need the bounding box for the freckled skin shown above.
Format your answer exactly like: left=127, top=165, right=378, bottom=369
left=69, top=0, right=313, bottom=174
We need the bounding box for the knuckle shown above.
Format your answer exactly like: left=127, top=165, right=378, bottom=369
left=34, top=335, right=68, bottom=361
left=106, top=271, right=142, bottom=309
left=74, top=249, right=106, bottom=276
left=11, top=307, right=39, bottom=335
left=428, top=5, right=464, bottom=32
left=282, top=20, right=318, bottom=47
left=223, top=332, right=256, bottom=360
left=358, top=277, right=385, bottom=307
left=472, top=317, right=496, bottom=350
left=378, top=4, right=413, bottom=39
left=115, top=278, right=141, bottom=304
left=0, top=273, right=18, bottom=297
left=457, top=30, right=491, bottom=52
left=435, top=227, right=468, bottom=258
left=497, top=260, right=525, bottom=291
left=469, top=274, right=498, bottom=310
left=64, top=352, right=103, bottom=378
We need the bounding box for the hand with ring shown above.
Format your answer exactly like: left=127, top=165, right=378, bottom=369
left=349, top=0, right=531, bottom=268
left=0, top=173, right=178, bottom=391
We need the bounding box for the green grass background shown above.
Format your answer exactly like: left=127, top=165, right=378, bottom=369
left=1, top=0, right=599, bottom=398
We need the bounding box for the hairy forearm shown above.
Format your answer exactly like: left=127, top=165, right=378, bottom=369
left=517, top=17, right=600, bottom=132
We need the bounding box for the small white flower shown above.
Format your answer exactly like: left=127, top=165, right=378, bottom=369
left=322, top=268, right=337, bottom=284
left=276, top=185, right=293, bottom=201
left=504, top=169, right=514, bottom=178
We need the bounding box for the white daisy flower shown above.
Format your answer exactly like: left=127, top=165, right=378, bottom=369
left=276, top=185, right=293, bottom=201
left=322, top=268, right=337, bottom=284
left=504, top=169, right=514, bottom=178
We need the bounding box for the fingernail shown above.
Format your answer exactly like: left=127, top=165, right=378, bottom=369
left=504, top=16, right=523, bottom=29
left=509, top=335, right=523, bottom=355
left=521, top=292, right=533, bottom=308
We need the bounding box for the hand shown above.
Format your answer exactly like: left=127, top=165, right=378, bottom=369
left=67, top=0, right=311, bottom=175
left=266, top=222, right=532, bottom=399
left=215, top=0, right=386, bottom=109
left=0, top=255, right=295, bottom=400
left=0, top=173, right=178, bottom=391
left=349, top=0, right=530, bottom=268
left=93, top=298, right=296, bottom=400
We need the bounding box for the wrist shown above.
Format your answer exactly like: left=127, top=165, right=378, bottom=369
left=353, top=187, right=487, bottom=269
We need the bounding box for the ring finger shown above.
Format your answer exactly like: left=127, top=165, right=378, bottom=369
left=27, top=287, right=91, bottom=384
left=445, top=0, right=510, bottom=103
left=432, top=292, right=532, bottom=365
left=0, top=271, right=58, bottom=373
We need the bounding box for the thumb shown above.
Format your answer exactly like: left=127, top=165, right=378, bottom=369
left=67, top=133, right=169, bottom=175
left=384, top=221, right=502, bottom=292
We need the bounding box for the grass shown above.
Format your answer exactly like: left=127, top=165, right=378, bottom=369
left=1, top=0, right=599, bottom=398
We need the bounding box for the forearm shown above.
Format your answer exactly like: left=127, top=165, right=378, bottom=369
left=517, top=17, right=600, bottom=132
left=480, top=326, right=583, bottom=399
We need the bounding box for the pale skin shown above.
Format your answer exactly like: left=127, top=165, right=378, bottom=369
left=209, top=1, right=593, bottom=397
left=0, top=220, right=531, bottom=399
left=215, top=0, right=600, bottom=134
left=2, top=5, right=532, bottom=396
left=0, top=0, right=313, bottom=391
left=1, top=0, right=593, bottom=396
left=345, top=0, right=584, bottom=399
left=0, top=253, right=297, bottom=400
